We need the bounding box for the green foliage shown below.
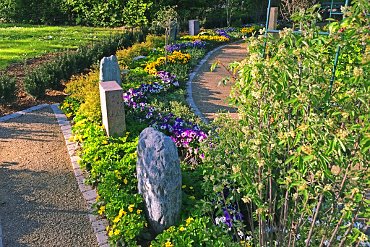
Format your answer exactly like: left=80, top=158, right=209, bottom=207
left=200, top=0, right=369, bottom=246
left=71, top=116, right=146, bottom=245
left=64, top=0, right=126, bottom=26
left=0, top=0, right=70, bottom=24
left=64, top=69, right=101, bottom=122
left=151, top=217, right=238, bottom=246
left=116, top=34, right=165, bottom=69
left=24, top=33, right=135, bottom=99
left=0, top=74, right=16, bottom=103
left=61, top=31, right=276, bottom=246
left=123, top=0, right=152, bottom=28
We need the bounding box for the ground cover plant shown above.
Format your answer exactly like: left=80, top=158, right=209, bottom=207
left=0, top=24, right=125, bottom=70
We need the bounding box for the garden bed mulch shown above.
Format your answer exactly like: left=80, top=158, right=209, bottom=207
left=0, top=53, right=67, bottom=117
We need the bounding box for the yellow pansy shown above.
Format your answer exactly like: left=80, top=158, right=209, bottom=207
left=128, top=204, right=134, bottom=212
left=165, top=240, right=174, bottom=247
left=98, top=205, right=105, bottom=215
left=185, top=217, right=194, bottom=226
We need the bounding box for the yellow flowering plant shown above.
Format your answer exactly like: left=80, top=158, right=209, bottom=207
left=144, top=51, right=191, bottom=75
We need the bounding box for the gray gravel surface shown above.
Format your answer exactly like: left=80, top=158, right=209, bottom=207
left=0, top=106, right=98, bottom=247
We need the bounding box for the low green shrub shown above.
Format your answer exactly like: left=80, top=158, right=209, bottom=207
left=116, top=34, right=165, bottom=69
left=0, top=74, right=16, bottom=103
left=63, top=69, right=101, bottom=122
left=24, top=33, right=137, bottom=99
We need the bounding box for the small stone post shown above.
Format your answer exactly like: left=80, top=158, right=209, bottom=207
left=137, top=127, right=182, bottom=234
left=99, top=55, right=122, bottom=86
left=169, top=21, right=178, bottom=43
left=99, top=81, right=126, bottom=137
left=268, top=7, right=278, bottom=30
left=189, top=20, right=200, bottom=36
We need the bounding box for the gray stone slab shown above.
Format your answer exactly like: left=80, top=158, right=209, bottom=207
left=99, top=81, right=126, bottom=137
left=100, top=55, right=121, bottom=85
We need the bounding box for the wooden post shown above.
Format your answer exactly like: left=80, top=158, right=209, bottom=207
left=268, top=7, right=278, bottom=30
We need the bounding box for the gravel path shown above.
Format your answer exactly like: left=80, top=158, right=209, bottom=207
left=191, top=41, right=247, bottom=121
left=0, top=106, right=98, bottom=247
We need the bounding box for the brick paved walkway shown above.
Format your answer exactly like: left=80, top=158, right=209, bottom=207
left=191, top=41, right=247, bottom=121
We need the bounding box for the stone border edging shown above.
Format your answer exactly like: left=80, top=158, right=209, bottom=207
left=50, top=104, right=110, bottom=247
left=186, top=40, right=243, bottom=124
left=0, top=104, right=49, bottom=122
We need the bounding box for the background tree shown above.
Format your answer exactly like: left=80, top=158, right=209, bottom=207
left=123, top=0, right=152, bottom=28
left=280, top=0, right=318, bottom=21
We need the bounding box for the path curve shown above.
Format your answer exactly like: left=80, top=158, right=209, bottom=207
left=0, top=106, right=99, bottom=247
left=189, top=41, right=247, bottom=122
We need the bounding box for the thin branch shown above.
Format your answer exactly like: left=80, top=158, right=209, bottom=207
left=305, top=193, right=324, bottom=247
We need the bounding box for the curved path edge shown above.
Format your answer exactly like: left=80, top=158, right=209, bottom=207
left=0, top=103, right=109, bottom=247
left=0, top=104, right=49, bottom=122
left=186, top=40, right=243, bottom=124
left=50, top=104, right=109, bottom=247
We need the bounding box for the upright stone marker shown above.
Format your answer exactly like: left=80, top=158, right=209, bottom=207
left=169, top=21, right=178, bottom=42
left=100, top=55, right=122, bottom=86
left=137, top=127, right=182, bottom=234
left=189, top=20, right=200, bottom=36
left=99, top=81, right=126, bottom=137
left=268, top=7, right=278, bottom=30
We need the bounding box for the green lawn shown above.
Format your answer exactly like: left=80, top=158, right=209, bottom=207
left=0, top=24, right=124, bottom=70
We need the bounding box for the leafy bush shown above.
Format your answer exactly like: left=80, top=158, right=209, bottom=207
left=116, top=34, right=165, bottom=68
left=63, top=69, right=101, bottom=122
left=0, top=74, right=16, bottom=102
left=0, top=0, right=70, bottom=24
left=200, top=1, right=369, bottom=246
left=24, top=33, right=136, bottom=99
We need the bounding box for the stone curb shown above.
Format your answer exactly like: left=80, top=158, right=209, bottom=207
left=0, top=104, right=49, bottom=122
left=50, top=104, right=109, bottom=247
left=186, top=40, right=244, bottom=124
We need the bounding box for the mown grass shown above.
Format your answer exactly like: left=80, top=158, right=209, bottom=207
left=0, top=24, right=125, bottom=70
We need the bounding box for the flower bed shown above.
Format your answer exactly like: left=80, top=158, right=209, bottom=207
left=61, top=29, right=237, bottom=246
left=62, top=10, right=370, bottom=245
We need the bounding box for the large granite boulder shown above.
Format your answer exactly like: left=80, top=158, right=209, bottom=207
left=137, top=127, right=182, bottom=234
left=99, top=55, right=121, bottom=85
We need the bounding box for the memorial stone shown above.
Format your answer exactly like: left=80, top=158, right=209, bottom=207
left=100, top=55, right=122, bottom=86
left=189, top=20, right=200, bottom=36
left=137, top=127, right=182, bottom=234
left=99, top=81, right=126, bottom=137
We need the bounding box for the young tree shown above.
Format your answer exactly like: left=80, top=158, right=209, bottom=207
left=280, top=0, right=318, bottom=21
left=152, top=6, right=179, bottom=63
